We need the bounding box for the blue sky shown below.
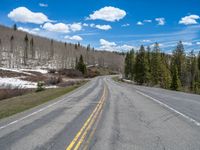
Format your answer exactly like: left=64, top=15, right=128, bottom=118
left=0, top=0, right=200, bottom=53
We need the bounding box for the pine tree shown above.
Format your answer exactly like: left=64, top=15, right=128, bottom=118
left=24, top=34, right=29, bottom=66
left=198, top=51, right=200, bottom=71
left=172, top=41, right=186, bottom=86
left=189, top=50, right=198, bottom=91
left=130, top=49, right=135, bottom=80
left=170, top=66, right=181, bottom=91
left=30, top=38, right=35, bottom=59
left=13, top=24, right=17, bottom=31
left=134, top=45, right=150, bottom=84
left=124, top=52, right=130, bottom=79
left=151, top=42, right=162, bottom=85
left=87, top=44, right=90, bottom=51
left=160, top=55, right=172, bottom=89
left=76, top=55, right=87, bottom=75
left=50, top=39, right=54, bottom=59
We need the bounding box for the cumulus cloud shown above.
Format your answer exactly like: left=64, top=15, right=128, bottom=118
left=87, top=6, right=126, bottom=22
left=83, top=23, right=89, bottom=27
left=182, top=42, right=193, bottom=46
left=137, top=21, right=144, bottom=25
left=64, top=35, right=83, bottom=41
left=39, top=3, right=48, bottom=7
left=99, top=39, right=134, bottom=52
left=70, top=23, right=82, bottom=32
left=8, top=7, right=51, bottom=24
left=90, top=23, right=95, bottom=27
left=42, top=22, right=82, bottom=33
left=43, top=22, right=70, bottom=33
left=196, top=42, right=200, bottom=45
left=143, top=20, right=152, bottom=23
left=155, top=18, right=165, bottom=25
left=94, top=25, right=112, bottom=30
left=122, top=23, right=130, bottom=27
left=18, top=27, right=40, bottom=34
left=179, top=15, right=200, bottom=25
left=142, top=39, right=151, bottom=43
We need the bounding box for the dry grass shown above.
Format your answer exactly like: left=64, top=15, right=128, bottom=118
left=0, top=81, right=87, bottom=119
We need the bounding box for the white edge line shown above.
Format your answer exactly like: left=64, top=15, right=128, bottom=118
left=0, top=79, right=94, bottom=130
left=136, top=90, right=200, bottom=127
left=0, top=99, right=65, bottom=130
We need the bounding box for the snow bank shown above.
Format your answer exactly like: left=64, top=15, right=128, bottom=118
left=0, top=77, right=58, bottom=89
left=20, top=68, right=48, bottom=74
left=0, top=67, right=48, bottom=75
left=0, top=77, right=37, bottom=89
left=0, top=67, right=33, bottom=76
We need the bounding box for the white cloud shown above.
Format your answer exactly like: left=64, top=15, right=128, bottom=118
left=142, top=39, right=151, bottom=43
left=70, top=23, right=82, bottom=32
left=8, top=7, right=50, bottom=24
left=94, top=25, right=112, bottom=30
left=87, top=6, right=126, bottom=22
left=83, top=23, right=89, bottom=27
left=196, top=42, right=200, bottom=45
left=122, top=23, right=130, bottom=27
left=182, top=42, right=193, bottom=46
left=39, top=3, right=48, bottom=7
left=179, top=15, right=200, bottom=25
left=64, top=35, right=83, bottom=41
left=43, top=22, right=70, bottom=33
left=137, top=21, right=144, bottom=25
left=155, top=18, right=165, bottom=25
left=100, top=39, right=116, bottom=47
left=18, top=27, right=40, bottom=35
left=143, top=20, right=152, bottom=23
left=42, top=22, right=82, bottom=33
left=118, top=45, right=134, bottom=51
left=90, top=23, right=95, bottom=27
left=99, top=39, right=134, bottom=52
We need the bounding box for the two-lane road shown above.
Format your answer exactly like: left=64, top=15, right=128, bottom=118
left=0, top=76, right=200, bottom=150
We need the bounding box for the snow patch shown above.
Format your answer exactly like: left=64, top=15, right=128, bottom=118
left=0, top=77, right=37, bottom=89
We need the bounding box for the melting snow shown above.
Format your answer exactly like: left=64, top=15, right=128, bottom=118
left=0, top=77, right=37, bottom=89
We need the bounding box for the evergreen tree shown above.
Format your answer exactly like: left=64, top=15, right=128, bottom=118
left=189, top=50, right=198, bottom=91
left=50, top=39, right=54, bottom=59
left=24, top=34, right=29, bottom=65
left=151, top=42, right=162, bottom=85
left=10, top=35, right=14, bottom=53
left=134, top=45, right=150, bottom=84
left=129, top=49, right=135, bottom=80
left=87, top=44, right=90, bottom=51
left=13, top=24, right=17, bottom=31
left=30, top=38, right=35, bottom=59
left=124, top=52, right=131, bottom=79
left=76, top=55, right=87, bottom=75
left=170, top=66, right=181, bottom=91
left=146, top=46, right=151, bottom=69
left=198, top=51, right=200, bottom=71
left=172, top=41, right=186, bottom=86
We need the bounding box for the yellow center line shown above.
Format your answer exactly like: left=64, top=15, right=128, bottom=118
left=83, top=109, right=103, bottom=150
left=66, top=85, right=107, bottom=150
left=74, top=89, right=106, bottom=150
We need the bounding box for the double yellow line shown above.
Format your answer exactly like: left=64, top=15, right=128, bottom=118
left=66, top=84, right=107, bottom=150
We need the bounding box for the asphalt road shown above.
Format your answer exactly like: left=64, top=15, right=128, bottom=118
left=0, top=76, right=200, bottom=150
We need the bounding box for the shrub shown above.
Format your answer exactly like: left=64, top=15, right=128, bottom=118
left=0, top=88, right=32, bottom=101
left=46, top=76, right=62, bottom=85
left=58, top=69, right=83, bottom=78
left=48, top=69, right=56, bottom=74
left=36, top=81, right=45, bottom=92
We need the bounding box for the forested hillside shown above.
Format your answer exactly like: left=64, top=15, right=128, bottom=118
left=0, top=24, right=124, bottom=72
left=125, top=42, right=200, bottom=94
